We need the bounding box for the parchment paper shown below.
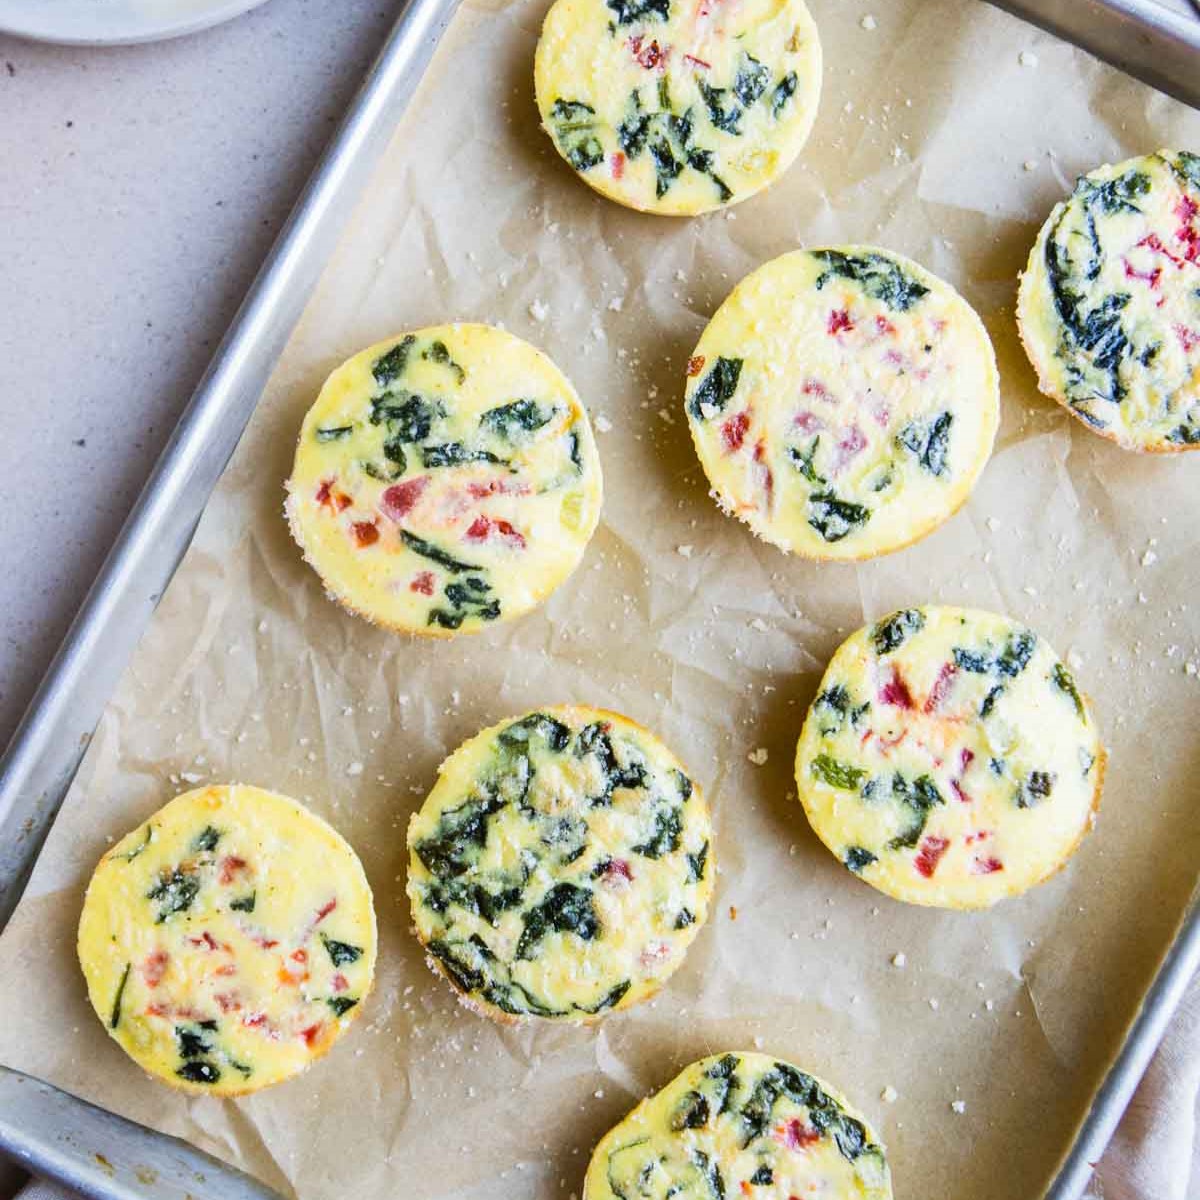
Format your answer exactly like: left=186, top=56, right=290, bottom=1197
left=2, top=2, right=1199, bottom=1197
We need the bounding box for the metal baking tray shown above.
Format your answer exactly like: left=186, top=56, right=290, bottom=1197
left=0, top=0, right=1197, bottom=1197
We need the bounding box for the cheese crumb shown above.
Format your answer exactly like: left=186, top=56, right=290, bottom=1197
left=891, top=952, right=907, bottom=968
left=748, top=747, right=769, bottom=766
left=1019, top=50, right=1038, bottom=68
left=881, top=1085, right=898, bottom=1103
left=1142, top=548, right=1158, bottom=567
left=346, top=761, right=364, bottom=777
left=528, top=299, right=549, bottom=322
left=1023, top=159, right=1038, bottom=172
left=929, top=998, right=940, bottom=1010
left=951, top=1100, right=967, bottom=1114
left=677, top=544, right=694, bottom=558
left=607, top=295, right=624, bottom=312
left=753, top=1036, right=765, bottom=1049
left=594, top=414, right=613, bottom=434
left=860, top=14, right=877, bottom=30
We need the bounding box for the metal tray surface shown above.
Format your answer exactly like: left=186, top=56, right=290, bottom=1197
left=0, top=1, right=1195, bottom=1199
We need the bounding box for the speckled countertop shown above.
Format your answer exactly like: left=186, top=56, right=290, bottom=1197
left=0, top=0, right=395, bottom=749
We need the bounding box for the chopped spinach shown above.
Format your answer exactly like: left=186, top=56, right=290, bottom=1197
left=400, top=530, right=480, bottom=574
left=112, top=824, right=153, bottom=863
left=811, top=249, right=930, bottom=311
left=426, top=937, right=485, bottom=992
left=605, top=0, right=669, bottom=23
left=229, top=892, right=256, bottom=913
left=515, top=883, right=599, bottom=960
left=771, top=72, right=798, bottom=117
left=688, top=356, right=743, bottom=418
left=421, top=339, right=465, bottom=383
left=687, top=840, right=709, bottom=883
left=413, top=791, right=507, bottom=879
left=316, top=425, right=353, bottom=442
left=674, top=908, right=695, bottom=929
left=321, top=934, right=363, bottom=967
left=749, top=1166, right=774, bottom=1186
left=788, top=438, right=825, bottom=486
left=897, top=411, right=953, bottom=476
left=671, top=1090, right=711, bottom=1131
left=706, top=1055, right=740, bottom=1114
left=808, top=491, right=870, bottom=542
left=698, top=81, right=742, bottom=135
left=810, top=753, right=866, bottom=791
left=327, top=996, right=359, bottom=1017
left=642, top=136, right=679, bottom=200
left=632, top=805, right=682, bottom=858
left=176, top=1061, right=220, bottom=1086
left=953, top=648, right=991, bottom=673
left=430, top=574, right=501, bottom=629
left=500, top=712, right=571, bottom=754
left=1078, top=168, right=1151, bottom=216
left=996, top=630, right=1036, bottom=677
left=425, top=874, right=527, bottom=924
left=192, top=825, right=221, bottom=853
left=733, top=54, right=769, bottom=108
left=575, top=979, right=631, bottom=1015
left=370, top=391, right=441, bottom=439
left=980, top=684, right=1004, bottom=718
left=844, top=846, right=878, bottom=873
left=872, top=608, right=925, bottom=655
left=480, top=398, right=553, bottom=439
left=1016, top=770, right=1056, bottom=809
left=147, top=868, right=200, bottom=924
left=1052, top=662, right=1086, bottom=719
left=419, top=442, right=503, bottom=469
left=373, top=335, right=416, bottom=386
left=886, top=773, right=945, bottom=849
left=1168, top=420, right=1200, bottom=446
left=548, top=98, right=604, bottom=172
left=691, top=1150, right=725, bottom=1200
left=175, top=1024, right=214, bottom=1060
left=110, top=963, right=131, bottom=1030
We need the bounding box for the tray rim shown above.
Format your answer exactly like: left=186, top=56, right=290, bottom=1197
left=0, top=1, right=1197, bottom=1198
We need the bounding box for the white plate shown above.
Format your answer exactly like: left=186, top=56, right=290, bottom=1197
left=0, top=0, right=272, bottom=45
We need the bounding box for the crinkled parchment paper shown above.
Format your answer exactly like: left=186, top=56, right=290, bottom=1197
left=2, top=2, right=1199, bottom=1197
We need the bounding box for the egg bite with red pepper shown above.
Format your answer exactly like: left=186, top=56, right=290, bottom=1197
left=407, top=706, right=714, bottom=1022
left=684, top=246, right=999, bottom=560
left=794, top=606, right=1105, bottom=909
left=286, top=324, right=603, bottom=636
left=1017, top=150, right=1200, bottom=451
left=534, top=0, right=821, bottom=215
left=583, top=1051, right=892, bottom=1200
left=77, top=784, right=376, bottom=1095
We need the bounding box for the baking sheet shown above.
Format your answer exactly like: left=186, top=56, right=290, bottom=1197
left=1, top=1, right=1199, bottom=1198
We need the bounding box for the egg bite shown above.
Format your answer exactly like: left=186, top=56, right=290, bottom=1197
left=1017, top=150, right=1200, bottom=451
left=286, top=324, right=603, bottom=635
left=407, top=706, right=713, bottom=1022
left=78, top=784, right=376, bottom=1095
left=684, top=247, right=999, bottom=560
left=794, top=606, right=1105, bottom=908
left=534, top=0, right=821, bottom=214
left=583, top=1051, right=892, bottom=1200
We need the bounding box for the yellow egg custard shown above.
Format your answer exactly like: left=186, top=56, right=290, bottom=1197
left=584, top=1051, right=892, bottom=1200
left=794, top=607, right=1105, bottom=909
left=1018, top=150, right=1200, bottom=451
left=407, top=707, right=713, bottom=1022
left=78, top=784, right=376, bottom=1095
left=684, top=247, right=999, bottom=560
left=286, top=324, right=603, bottom=635
left=534, top=0, right=821, bottom=214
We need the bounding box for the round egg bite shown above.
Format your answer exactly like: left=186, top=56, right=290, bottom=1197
left=286, top=324, right=603, bottom=636
left=406, top=706, right=714, bottom=1022
left=684, top=246, right=999, bottom=560
left=1017, top=150, right=1200, bottom=452
left=794, top=606, right=1105, bottom=909
left=534, top=0, right=821, bottom=215
left=77, top=785, right=376, bottom=1096
left=584, top=1051, right=892, bottom=1200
